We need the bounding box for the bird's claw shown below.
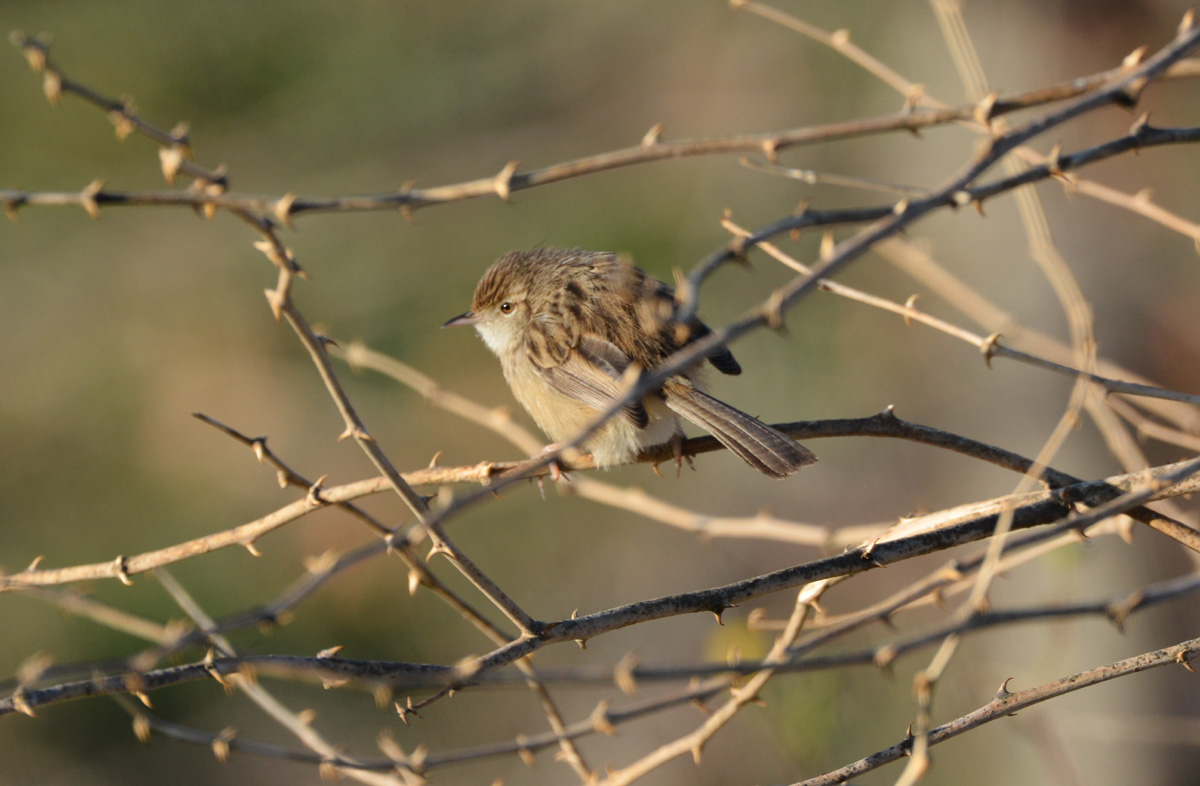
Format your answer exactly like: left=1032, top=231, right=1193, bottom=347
left=670, top=432, right=693, bottom=478
left=530, top=444, right=569, bottom=497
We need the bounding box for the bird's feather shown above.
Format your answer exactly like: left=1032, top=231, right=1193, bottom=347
left=532, top=335, right=650, bottom=429
left=664, top=381, right=815, bottom=478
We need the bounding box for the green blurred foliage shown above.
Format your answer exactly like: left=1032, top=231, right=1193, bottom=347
left=2, top=1, right=1199, bottom=784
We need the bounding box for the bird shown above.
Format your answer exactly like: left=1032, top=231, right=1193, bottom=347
left=443, top=246, right=816, bottom=478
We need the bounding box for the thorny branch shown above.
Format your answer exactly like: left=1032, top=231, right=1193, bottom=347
left=796, top=635, right=1200, bottom=786
left=5, top=8, right=1200, bottom=786
left=378, top=17, right=1200, bottom=522
left=7, top=568, right=1200, bottom=773
left=9, top=455, right=1198, bottom=722
left=5, top=408, right=1199, bottom=594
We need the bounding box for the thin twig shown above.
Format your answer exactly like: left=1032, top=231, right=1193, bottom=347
left=794, top=635, right=1200, bottom=785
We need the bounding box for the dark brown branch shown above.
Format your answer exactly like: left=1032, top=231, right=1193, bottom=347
left=9, top=570, right=1198, bottom=771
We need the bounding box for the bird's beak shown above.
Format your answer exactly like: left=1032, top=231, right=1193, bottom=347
left=442, top=311, right=479, bottom=328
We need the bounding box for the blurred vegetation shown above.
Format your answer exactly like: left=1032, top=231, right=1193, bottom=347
left=2, top=1, right=1199, bottom=784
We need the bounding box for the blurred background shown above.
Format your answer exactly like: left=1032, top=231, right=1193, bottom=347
left=2, top=1, right=1199, bottom=784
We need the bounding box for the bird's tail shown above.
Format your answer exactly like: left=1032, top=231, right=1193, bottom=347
left=665, top=385, right=816, bottom=478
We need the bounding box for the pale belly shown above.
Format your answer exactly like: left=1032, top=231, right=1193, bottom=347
left=505, top=363, right=681, bottom=467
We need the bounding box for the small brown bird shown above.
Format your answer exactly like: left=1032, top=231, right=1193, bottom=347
left=443, top=247, right=816, bottom=478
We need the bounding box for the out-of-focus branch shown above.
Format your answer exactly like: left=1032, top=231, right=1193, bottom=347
left=152, top=568, right=412, bottom=786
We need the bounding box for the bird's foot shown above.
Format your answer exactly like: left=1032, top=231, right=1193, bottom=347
left=669, top=431, right=694, bottom=478
left=530, top=442, right=570, bottom=488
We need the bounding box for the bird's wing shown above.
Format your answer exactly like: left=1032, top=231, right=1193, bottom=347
left=685, top=320, right=742, bottom=376
left=631, top=274, right=742, bottom=377
left=530, top=334, right=650, bottom=429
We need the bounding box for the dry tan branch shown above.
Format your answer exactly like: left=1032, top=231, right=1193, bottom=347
left=5, top=8, right=1200, bottom=786
left=798, top=635, right=1200, bottom=785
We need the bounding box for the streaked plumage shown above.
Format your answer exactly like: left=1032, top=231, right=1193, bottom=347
left=444, top=247, right=816, bottom=478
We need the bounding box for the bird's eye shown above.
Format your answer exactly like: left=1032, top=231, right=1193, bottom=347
left=499, top=302, right=514, bottom=314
